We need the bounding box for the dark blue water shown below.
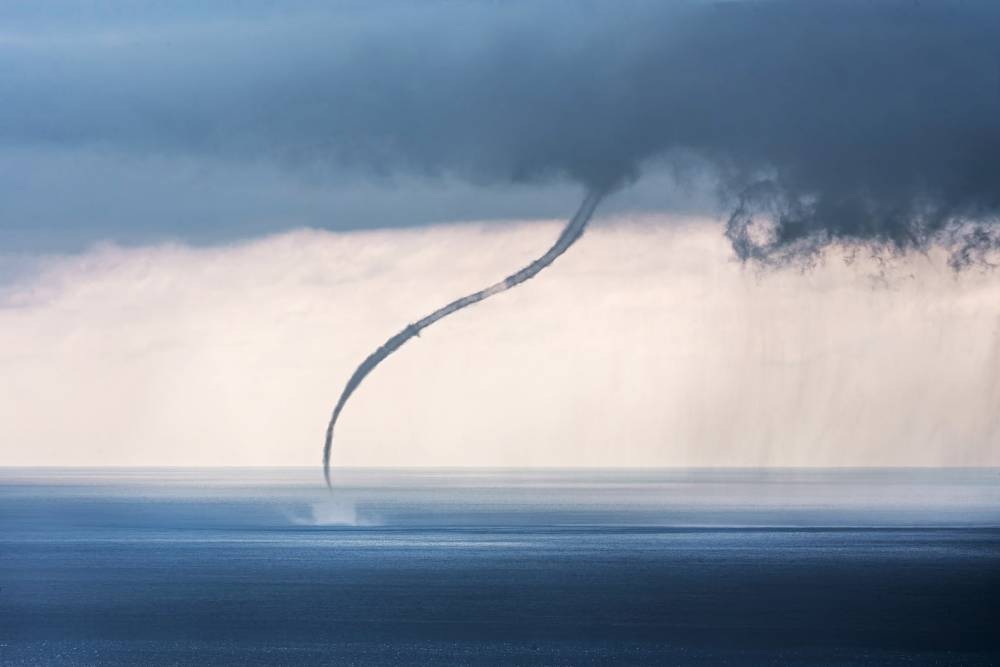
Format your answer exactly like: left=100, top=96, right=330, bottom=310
left=2, top=468, right=998, bottom=665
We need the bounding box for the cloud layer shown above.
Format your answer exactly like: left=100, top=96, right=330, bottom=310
left=2, top=1, right=999, bottom=260
left=2, top=217, right=997, bottom=467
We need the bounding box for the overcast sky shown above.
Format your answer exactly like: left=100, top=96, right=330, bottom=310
left=2, top=1, right=999, bottom=467
left=3, top=1, right=999, bottom=257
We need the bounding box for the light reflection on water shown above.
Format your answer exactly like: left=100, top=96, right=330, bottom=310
left=2, top=467, right=998, bottom=530
left=1, top=468, right=998, bottom=664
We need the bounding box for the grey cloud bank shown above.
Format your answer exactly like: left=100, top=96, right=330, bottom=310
left=2, top=0, right=999, bottom=262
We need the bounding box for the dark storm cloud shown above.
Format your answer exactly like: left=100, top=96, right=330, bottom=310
left=2, top=0, right=999, bottom=262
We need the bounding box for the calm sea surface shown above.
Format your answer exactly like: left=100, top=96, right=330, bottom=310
left=1, top=468, right=998, bottom=665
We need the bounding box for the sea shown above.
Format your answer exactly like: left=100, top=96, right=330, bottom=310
left=1, top=467, right=998, bottom=665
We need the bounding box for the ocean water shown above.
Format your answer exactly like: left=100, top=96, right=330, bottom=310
left=1, top=468, right=998, bottom=665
